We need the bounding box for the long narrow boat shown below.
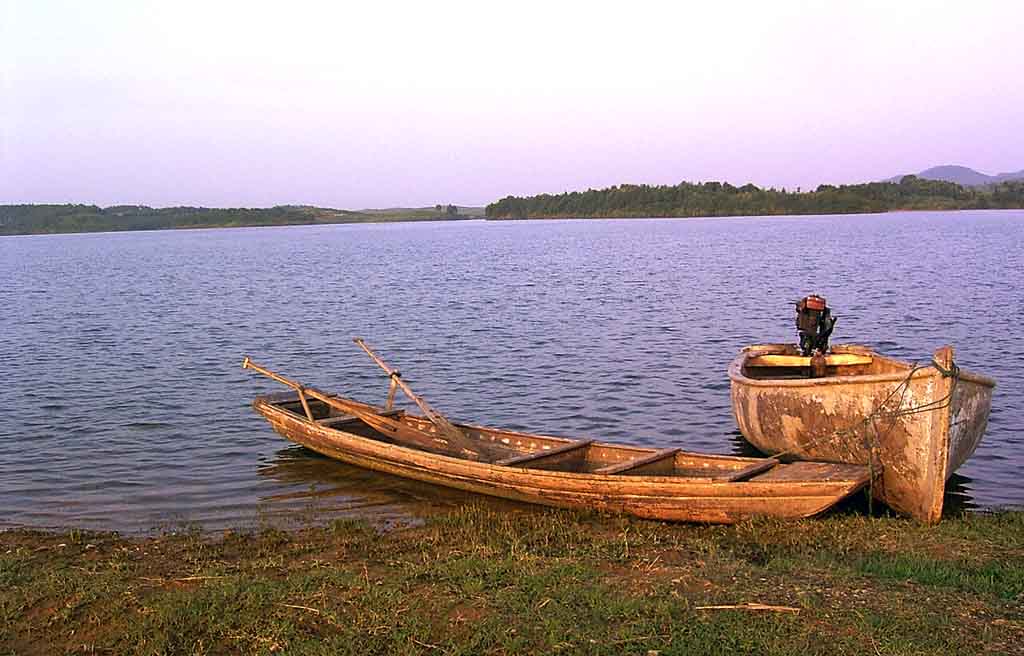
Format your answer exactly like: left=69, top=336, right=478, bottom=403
left=243, top=344, right=870, bottom=524
left=729, top=343, right=995, bottom=524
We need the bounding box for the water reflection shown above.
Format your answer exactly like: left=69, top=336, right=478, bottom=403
left=942, top=473, right=978, bottom=516
left=1, top=212, right=1020, bottom=532
left=727, top=430, right=764, bottom=458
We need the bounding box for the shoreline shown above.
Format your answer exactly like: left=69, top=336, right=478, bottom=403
left=483, top=206, right=1022, bottom=221
left=0, top=214, right=483, bottom=238
left=2, top=494, right=1022, bottom=540
left=2, top=207, right=1021, bottom=238
left=3, top=506, right=1022, bottom=654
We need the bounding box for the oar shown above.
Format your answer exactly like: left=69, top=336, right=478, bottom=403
left=241, top=357, right=481, bottom=458
left=352, top=338, right=496, bottom=459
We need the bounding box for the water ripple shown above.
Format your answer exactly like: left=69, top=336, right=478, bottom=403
left=1, top=211, right=1022, bottom=532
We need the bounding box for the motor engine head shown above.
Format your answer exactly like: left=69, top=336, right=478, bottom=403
left=795, top=294, right=837, bottom=356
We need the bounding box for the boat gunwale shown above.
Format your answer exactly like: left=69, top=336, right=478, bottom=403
left=728, top=343, right=995, bottom=389
left=254, top=396, right=870, bottom=491
left=258, top=393, right=769, bottom=466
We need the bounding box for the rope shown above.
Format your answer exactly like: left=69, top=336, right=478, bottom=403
left=768, top=357, right=960, bottom=502
left=930, top=357, right=960, bottom=379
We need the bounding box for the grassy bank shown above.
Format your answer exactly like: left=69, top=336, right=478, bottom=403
left=2, top=507, right=1022, bottom=655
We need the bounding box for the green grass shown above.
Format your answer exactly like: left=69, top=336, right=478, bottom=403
left=2, top=508, right=1022, bottom=655
left=855, top=552, right=1023, bottom=599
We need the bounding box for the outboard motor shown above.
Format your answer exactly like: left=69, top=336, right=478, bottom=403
left=795, top=294, right=836, bottom=357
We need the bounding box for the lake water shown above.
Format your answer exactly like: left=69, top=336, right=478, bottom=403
left=1, top=211, right=1022, bottom=533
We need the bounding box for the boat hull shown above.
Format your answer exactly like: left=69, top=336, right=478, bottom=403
left=254, top=394, right=869, bottom=524
left=729, top=344, right=995, bottom=523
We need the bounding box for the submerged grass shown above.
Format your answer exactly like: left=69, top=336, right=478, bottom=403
left=2, top=507, right=1022, bottom=655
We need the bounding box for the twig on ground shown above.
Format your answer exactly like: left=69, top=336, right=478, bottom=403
left=278, top=603, right=323, bottom=614
left=695, top=602, right=800, bottom=613
left=138, top=575, right=225, bottom=584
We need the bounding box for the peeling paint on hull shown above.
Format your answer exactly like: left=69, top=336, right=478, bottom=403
left=729, top=344, right=995, bottom=524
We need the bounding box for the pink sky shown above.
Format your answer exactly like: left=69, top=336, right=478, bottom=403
left=2, top=1, right=1022, bottom=208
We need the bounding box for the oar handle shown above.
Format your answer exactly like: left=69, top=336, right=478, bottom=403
left=243, top=356, right=303, bottom=391
left=243, top=356, right=320, bottom=420
left=242, top=353, right=490, bottom=459
left=353, top=338, right=399, bottom=377
left=243, top=356, right=367, bottom=413
left=352, top=338, right=442, bottom=418
left=349, top=338, right=492, bottom=457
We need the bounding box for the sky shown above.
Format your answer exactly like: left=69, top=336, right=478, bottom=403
left=2, top=0, right=1022, bottom=208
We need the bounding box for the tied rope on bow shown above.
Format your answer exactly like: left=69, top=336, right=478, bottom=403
left=770, top=356, right=960, bottom=508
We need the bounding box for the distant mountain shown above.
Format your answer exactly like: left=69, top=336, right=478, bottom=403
left=886, top=165, right=1024, bottom=186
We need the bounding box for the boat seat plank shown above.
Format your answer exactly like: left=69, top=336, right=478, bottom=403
left=594, top=448, right=680, bottom=475
left=746, top=354, right=872, bottom=367
left=316, top=409, right=404, bottom=427
left=245, top=352, right=886, bottom=524
left=496, top=440, right=594, bottom=467
left=719, top=459, right=779, bottom=482
left=750, top=461, right=870, bottom=483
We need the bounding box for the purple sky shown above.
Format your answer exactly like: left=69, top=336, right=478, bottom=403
left=3, top=1, right=1022, bottom=208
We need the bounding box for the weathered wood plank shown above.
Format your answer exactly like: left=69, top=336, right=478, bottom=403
left=594, top=448, right=679, bottom=475
left=746, top=353, right=872, bottom=367
left=263, top=406, right=870, bottom=522
left=316, top=409, right=404, bottom=427
left=750, top=461, right=869, bottom=483
left=245, top=357, right=874, bottom=524
left=495, top=440, right=594, bottom=467
left=721, top=459, right=779, bottom=482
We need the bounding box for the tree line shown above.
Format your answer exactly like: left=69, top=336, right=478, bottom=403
left=0, top=204, right=473, bottom=235
left=485, top=176, right=1024, bottom=219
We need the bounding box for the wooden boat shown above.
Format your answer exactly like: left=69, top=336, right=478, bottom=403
left=729, top=343, right=995, bottom=524
left=242, top=341, right=870, bottom=524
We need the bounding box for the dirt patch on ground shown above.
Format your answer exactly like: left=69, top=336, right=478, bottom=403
left=3, top=509, right=1022, bottom=655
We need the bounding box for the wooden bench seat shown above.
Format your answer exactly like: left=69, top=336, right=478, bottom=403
left=496, top=440, right=594, bottom=467
left=593, top=448, right=680, bottom=475
left=316, top=409, right=404, bottom=427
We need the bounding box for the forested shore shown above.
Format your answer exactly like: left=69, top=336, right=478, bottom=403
left=0, top=204, right=480, bottom=236
left=5, top=176, right=1024, bottom=236
left=485, top=176, right=1024, bottom=219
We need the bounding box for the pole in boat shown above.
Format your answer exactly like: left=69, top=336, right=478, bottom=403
left=242, top=352, right=491, bottom=459
left=352, top=337, right=491, bottom=457
left=242, top=357, right=452, bottom=452
left=242, top=356, right=316, bottom=421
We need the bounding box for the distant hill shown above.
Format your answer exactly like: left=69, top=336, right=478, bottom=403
left=885, top=165, right=1024, bottom=187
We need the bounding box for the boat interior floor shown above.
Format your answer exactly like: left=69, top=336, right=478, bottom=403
left=271, top=397, right=866, bottom=484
